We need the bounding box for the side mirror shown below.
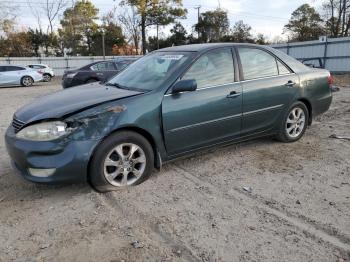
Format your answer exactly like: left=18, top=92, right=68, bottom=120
left=172, top=79, right=197, bottom=94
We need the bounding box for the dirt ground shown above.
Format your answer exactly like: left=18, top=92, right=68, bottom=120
left=0, top=77, right=349, bottom=262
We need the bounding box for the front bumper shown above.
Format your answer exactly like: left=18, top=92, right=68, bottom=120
left=5, top=126, right=100, bottom=184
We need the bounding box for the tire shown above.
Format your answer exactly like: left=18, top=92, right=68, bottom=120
left=89, top=131, right=154, bottom=192
left=21, top=76, right=34, bottom=87
left=43, top=74, right=52, bottom=82
left=276, top=101, right=309, bottom=143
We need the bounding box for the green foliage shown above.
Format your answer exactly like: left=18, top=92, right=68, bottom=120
left=284, top=4, right=324, bottom=41
left=121, top=0, right=187, bottom=53
left=195, top=9, right=229, bottom=42
left=58, top=0, right=99, bottom=55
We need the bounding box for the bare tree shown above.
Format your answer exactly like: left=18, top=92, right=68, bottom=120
left=43, top=0, right=68, bottom=34
left=323, top=0, right=350, bottom=37
left=0, top=2, right=17, bottom=34
left=27, top=0, right=68, bottom=34
left=118, top=6, right=141, bottom=53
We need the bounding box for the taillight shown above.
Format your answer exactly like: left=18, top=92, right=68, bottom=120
left=328, top=74, right=334, bottom=87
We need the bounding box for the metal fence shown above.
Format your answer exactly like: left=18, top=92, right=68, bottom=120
left=0, top=56, right=139, bottom=76
left=271, top=36, right=350, bottom=73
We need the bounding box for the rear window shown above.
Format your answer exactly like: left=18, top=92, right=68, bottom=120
left=238, top=48, right=278, bottom=80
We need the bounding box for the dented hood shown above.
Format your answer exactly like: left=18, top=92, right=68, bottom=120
left=15, top=83, right=142, bottom=123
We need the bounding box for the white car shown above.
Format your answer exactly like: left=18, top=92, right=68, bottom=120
left=27, top=64, right=55, bottom=82
left=0, top=65, right=43, bottom=87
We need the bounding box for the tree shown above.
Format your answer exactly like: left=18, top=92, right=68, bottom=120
left=43, top=0, right=68, bottom=34
left=0, top=2, right=17, bottom=34
left=121, top=0, right=187, bottom=54
left=169, top=22, right=187, bottom=45
left=323, top=0, right=350, bottom=37
left=284, top=4, right=324, bottom=41
left=231, top=20, right=253, bottom=42
left=59, top=0, right=99, bottom=55
left=221, top=20, right=253, bottom=43
left=255, top=33, right=269, bottom=45
left=90, top=22, right=126, bottom=56
left=118, top=6, right=142, bottom=53
left=195, top=8, right=229, bottom=42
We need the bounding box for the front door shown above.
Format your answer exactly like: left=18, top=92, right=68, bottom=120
left=162, top=48, right=242, bottom=156
left=237, top=47, right=299, bottom=135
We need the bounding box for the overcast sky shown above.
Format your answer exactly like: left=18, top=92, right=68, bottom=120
left=16, top=0, right=322, bottom=40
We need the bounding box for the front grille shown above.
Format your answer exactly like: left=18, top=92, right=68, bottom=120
left=12, top=118, right=25, bottom=133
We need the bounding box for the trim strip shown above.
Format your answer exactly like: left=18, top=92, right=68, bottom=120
left=167, top=113, right=242, bottom=133
left=243, top=104, right=284, bottom=116
left=167, top=104, right=284, bottom=133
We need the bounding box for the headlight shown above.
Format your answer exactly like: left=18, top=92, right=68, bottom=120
left=66, top=73, right=77, bottom=78
left=16, top=121, right=71, bottom=141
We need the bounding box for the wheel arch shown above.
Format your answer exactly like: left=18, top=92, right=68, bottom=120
left=298, top=98, right=312, bottom=125
left=86, top=126, right=161, bottom=182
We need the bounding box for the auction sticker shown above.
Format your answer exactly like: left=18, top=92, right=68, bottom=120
left=159, top=55, right=184, bottom=60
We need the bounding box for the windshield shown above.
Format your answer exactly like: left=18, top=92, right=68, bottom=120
left=107, top=52, right=192, bottom=91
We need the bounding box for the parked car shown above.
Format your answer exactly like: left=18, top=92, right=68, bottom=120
left=62, top=57, right=139, bottom=89
left=0, top=65, right=43, bottom=87
left=27, top=64, right=55, bottom=82
left=5, top=43, right=333, bottom=192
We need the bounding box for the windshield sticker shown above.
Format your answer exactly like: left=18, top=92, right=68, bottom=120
left=159, top=55, right=184, bottom=60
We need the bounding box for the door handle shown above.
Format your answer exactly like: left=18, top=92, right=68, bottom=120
left=285, top=80, right=296, bottom=87
left=227, top=91, right=241, bottom=98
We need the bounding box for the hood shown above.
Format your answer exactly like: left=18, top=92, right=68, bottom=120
left=15, top=83, right=142, bottom=123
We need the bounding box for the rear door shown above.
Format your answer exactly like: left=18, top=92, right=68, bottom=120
left=91, top=61, right=118, bottom=81
left=162, top=48, right=242, bottom=156
left=237, top=47, right=299, bottom=135
left=1, top=66, right=25, bottom=85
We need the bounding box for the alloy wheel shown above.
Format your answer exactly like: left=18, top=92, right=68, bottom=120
left=103, top=143, right=146, bottom=187
left=285, top=107, right=306, bottom=138
left=22, top=77, right=33, bottom=86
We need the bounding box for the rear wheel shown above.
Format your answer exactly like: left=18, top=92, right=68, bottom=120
left=89, top=131, right=154, bottom=192
left=276, top=102, right=309, bottom=142
left=21, top=76, right=34, bottom=87
left=43, top=74, right=52, bottom=82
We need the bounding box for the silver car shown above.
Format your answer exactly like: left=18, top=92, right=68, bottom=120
left=27, top=64, right=55, bottom=82
left=0, top=65, right=43, bottom=87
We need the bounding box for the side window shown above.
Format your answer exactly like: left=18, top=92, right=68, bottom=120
left=277, top=60, right=291, bottom=75
left=6, top=66, right=25, bottom=71
left=238, top=48, right=278, bottom=80
left=91, top=62, right=116, bottom=71
left=116, top=60, right=133, bottom=70
left=0, top=66, right=5, bottom=72
left=182, top=48, right=234, bottom=89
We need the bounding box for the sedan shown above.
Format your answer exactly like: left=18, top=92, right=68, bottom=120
left=62, top=57, right=138, bottom=89
left=5, top=43, right=332, bottom=192
left=0, top=65, right=43, bottom=87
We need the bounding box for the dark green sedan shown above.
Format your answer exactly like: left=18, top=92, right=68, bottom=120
left=5, top=43, right=333, bottom=192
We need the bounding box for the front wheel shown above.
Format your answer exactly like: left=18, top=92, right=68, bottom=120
left=276, top=102, right=309, bottom=143
left=21, top=76, right=34, bottom=87
left=89, top=131, right=154, bottom=192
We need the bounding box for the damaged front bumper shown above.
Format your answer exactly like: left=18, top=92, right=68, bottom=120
left=5, top=126, right=101, bottom=184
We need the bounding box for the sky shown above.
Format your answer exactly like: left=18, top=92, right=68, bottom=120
left=13, top=0, right=323, bottom=41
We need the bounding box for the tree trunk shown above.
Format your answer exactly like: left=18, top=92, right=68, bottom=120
left=141, top=13, right=146, bottom=54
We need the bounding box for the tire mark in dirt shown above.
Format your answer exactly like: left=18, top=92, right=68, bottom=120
left=94, top=192, right=202, bottom=262
left=172, top=164, right=350, bottom=255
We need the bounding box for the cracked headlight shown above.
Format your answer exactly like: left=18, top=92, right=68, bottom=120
left=16, top=121, right=72, bottom=141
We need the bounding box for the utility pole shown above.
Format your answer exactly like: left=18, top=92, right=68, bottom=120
left=194, top=5, right=201, bottom=39
left=343, top=0, right=346, bottom=36
left=101, top=29, right=106, bottom=60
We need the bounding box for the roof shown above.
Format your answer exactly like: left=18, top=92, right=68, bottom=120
left=158, top=43, right=260, bottom=52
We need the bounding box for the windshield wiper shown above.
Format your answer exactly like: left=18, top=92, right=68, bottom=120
left=105, top=82, right=146, bottom=93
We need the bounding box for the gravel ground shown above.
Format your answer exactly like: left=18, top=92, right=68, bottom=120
left=0, top=77, right=349, bottom=261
